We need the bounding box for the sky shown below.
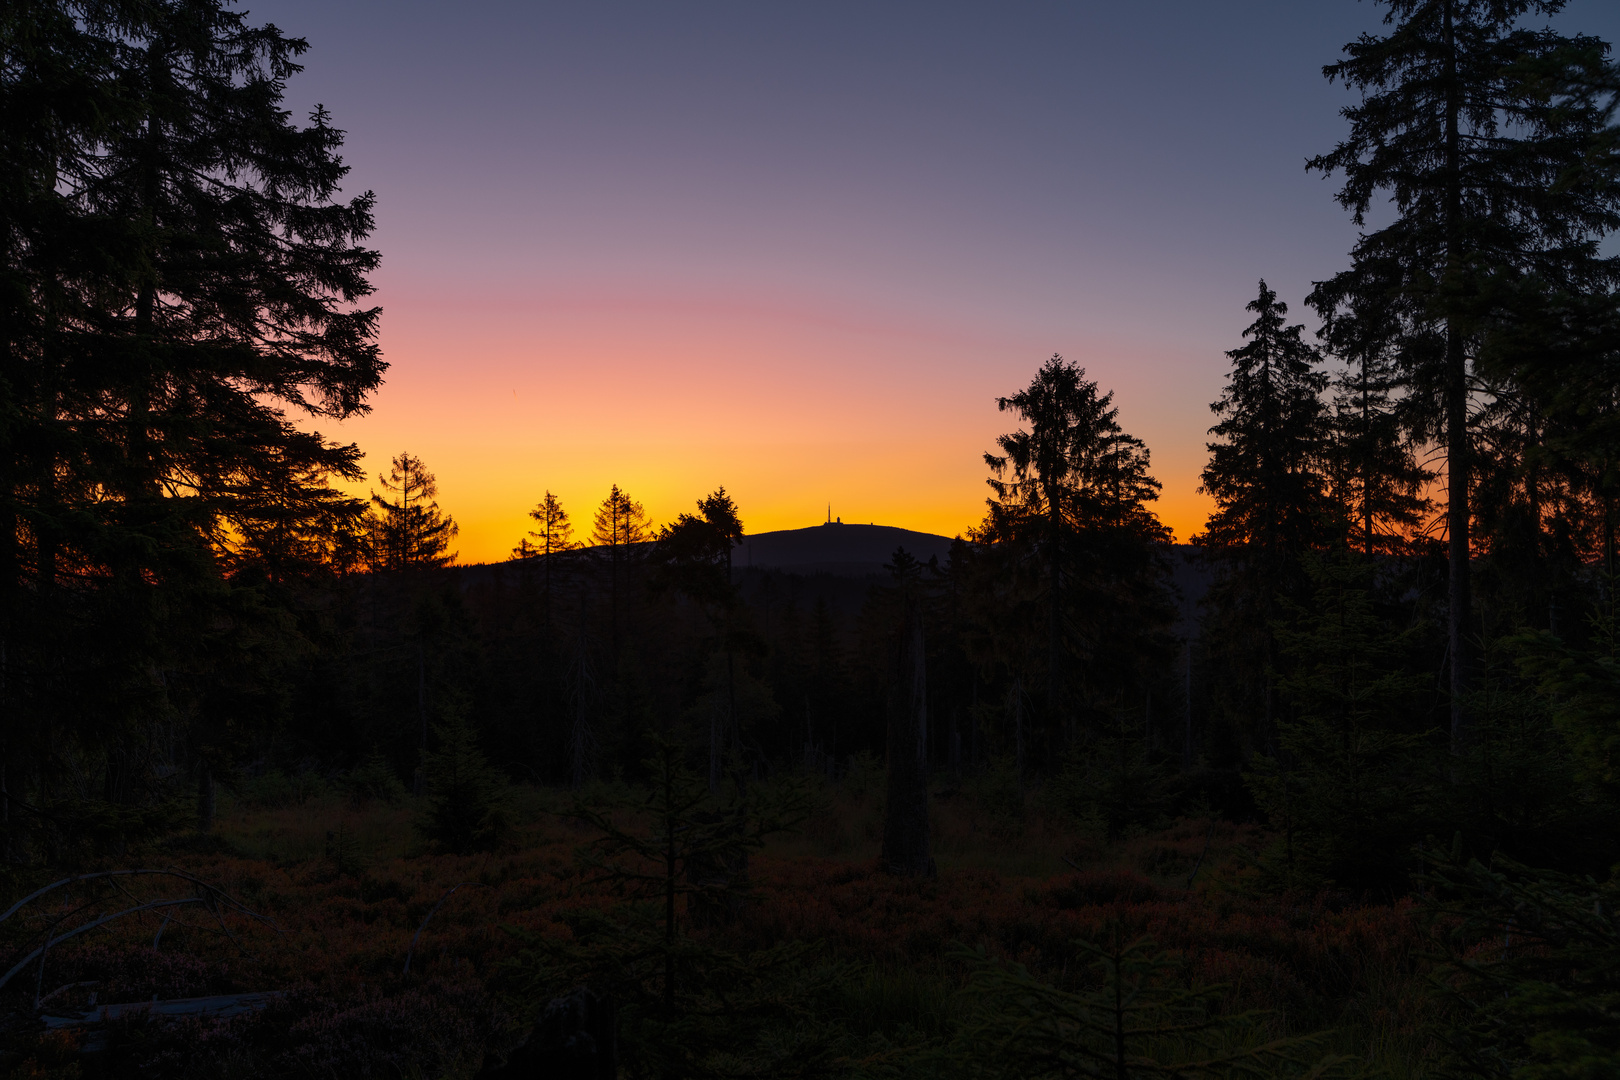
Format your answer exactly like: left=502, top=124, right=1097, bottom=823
left=252, top=0, right=1620, bottom=564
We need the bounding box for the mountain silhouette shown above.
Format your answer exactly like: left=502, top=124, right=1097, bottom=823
left=735, top=522, right=955, bottom=577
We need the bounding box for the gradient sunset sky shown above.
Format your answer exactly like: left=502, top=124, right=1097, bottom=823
left=256, top=0, right=1620, bottom=564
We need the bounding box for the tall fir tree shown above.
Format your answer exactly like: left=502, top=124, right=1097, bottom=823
left=1307, top=0, right=1620, bottom=753
left=655, top=487, right=746, bottom=787
left=368, top=451, right=457, bottom=571
left=982, top=356, right=1173, bottom=766
left=1199, top=281, right=1331, bottom=759
left=1201, top=281, right=1333, bottom=560
left=986, top=356, right=1110, bottom=715
left=591, top=483, right=651, bottom=658
left=518, top=489, right=578, bottom=633
left=1324, top=319, right=1433, bottom=558
left=0, top=0, right=384, bottom=848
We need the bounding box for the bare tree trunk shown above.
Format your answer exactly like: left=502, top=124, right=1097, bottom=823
left=1, top=641, right=8, bottom=863
left=881, top=596, right=932, bottom=877
left=1361, top=353, right=1374, bottom=558
left=1049, top=501, right=1062, bottom=729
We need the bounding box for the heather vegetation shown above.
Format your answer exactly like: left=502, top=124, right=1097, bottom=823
left=5, top=1, right=1620, bottom=1078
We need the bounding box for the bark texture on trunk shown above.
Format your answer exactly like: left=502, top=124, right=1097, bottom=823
left=881, top=596, right=933, bottom=878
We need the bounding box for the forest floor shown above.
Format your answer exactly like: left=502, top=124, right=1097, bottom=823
left=3, top=773, right=1439, bottom=1078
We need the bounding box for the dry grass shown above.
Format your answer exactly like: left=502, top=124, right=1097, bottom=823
left=1, top=775, right=1436, bottom=1077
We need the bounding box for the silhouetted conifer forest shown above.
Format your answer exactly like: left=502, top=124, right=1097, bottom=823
left=5, top=2, right=1620, bottom=1078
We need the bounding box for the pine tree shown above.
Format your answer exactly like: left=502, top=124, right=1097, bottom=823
left=1307, top=0, right=1620, bottom=753
left=953, top=928, right=1332, bottom=1080
left=506, top=735, right=816, bottom=1078
left=987, top=356, right=1114, bottom=715
left=984, top=357, right=1172, bottom=761
left=517, top=490, right=578, bottom=633
left=227, top=454, right=372, bottom=584
left=1324, top=320, right=1433, bottom=558
left=1199, top=281, right=1332, bottom=757
left=417, top=706, right=510, bottom=854
left=368, top=451, right=458, bottom=571
left=591, top=484, right=651, bottom=657
left=1511, top=595, right=1620, bottom=798
left=1201, top=281, right=1333, bottom=561
left=0, top=0, right=384, bottom=852
left=655, top=487, right=747, bottom=788
left=697, top=486, right=744, bottom=580
left=527, top=491, right=576, bottom=551
left=1428, top=852, right=1620, bottom=1080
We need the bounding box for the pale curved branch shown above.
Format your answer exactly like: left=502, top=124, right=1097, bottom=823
left=0, top=899, right=204, bottom=995
left=403, top=882, right=488, bottom=976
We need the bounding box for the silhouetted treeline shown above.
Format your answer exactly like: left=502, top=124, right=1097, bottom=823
left=5, top=0, right=1620, bottom=911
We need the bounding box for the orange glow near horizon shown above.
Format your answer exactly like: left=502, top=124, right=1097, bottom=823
left=327, top=283, right=1218, bottom=565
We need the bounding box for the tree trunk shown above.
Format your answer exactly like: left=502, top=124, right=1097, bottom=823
left=0, top=642, right=8, bottom=863
left=1049, top=500, right=1062, bottom=723
left=1443, top=0, right=1474, bottom=757
left=1361, top=354, right=1374, bottom=557
left=881, top=596, right=932, bottom=877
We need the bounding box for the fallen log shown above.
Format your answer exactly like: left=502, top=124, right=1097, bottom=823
left=41, top=991, right=281, bottom=1029
left=40, top=992, right=282, bottom=1052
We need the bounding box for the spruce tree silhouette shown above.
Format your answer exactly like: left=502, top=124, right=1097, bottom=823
left=986, top=357, right=1110, bottom=722
left=655, top=487, right=746, bottom=788
left=369, top=452, right=458, bottom=571
left=0, top=0, right=384, bottom=842
left=984, top=356, right=1165, bottom=745
left=1199, top=281, right=1331, bottom=753
left=1201, top=282, right=1331, bottom=559
left=591, top=484, right=651, bottom=658
left=1307, top=0, right=1620, bottom=753
left=955, top=929, right=1330, bottom=1079
left=519, top=490, right=578, bottom=634
left=1323, top=311, right=1432, bottom=558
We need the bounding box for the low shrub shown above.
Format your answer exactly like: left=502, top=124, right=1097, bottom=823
left=341, top=751, right=407, bottom=807
left=236, top=770, right=327, bottom=810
